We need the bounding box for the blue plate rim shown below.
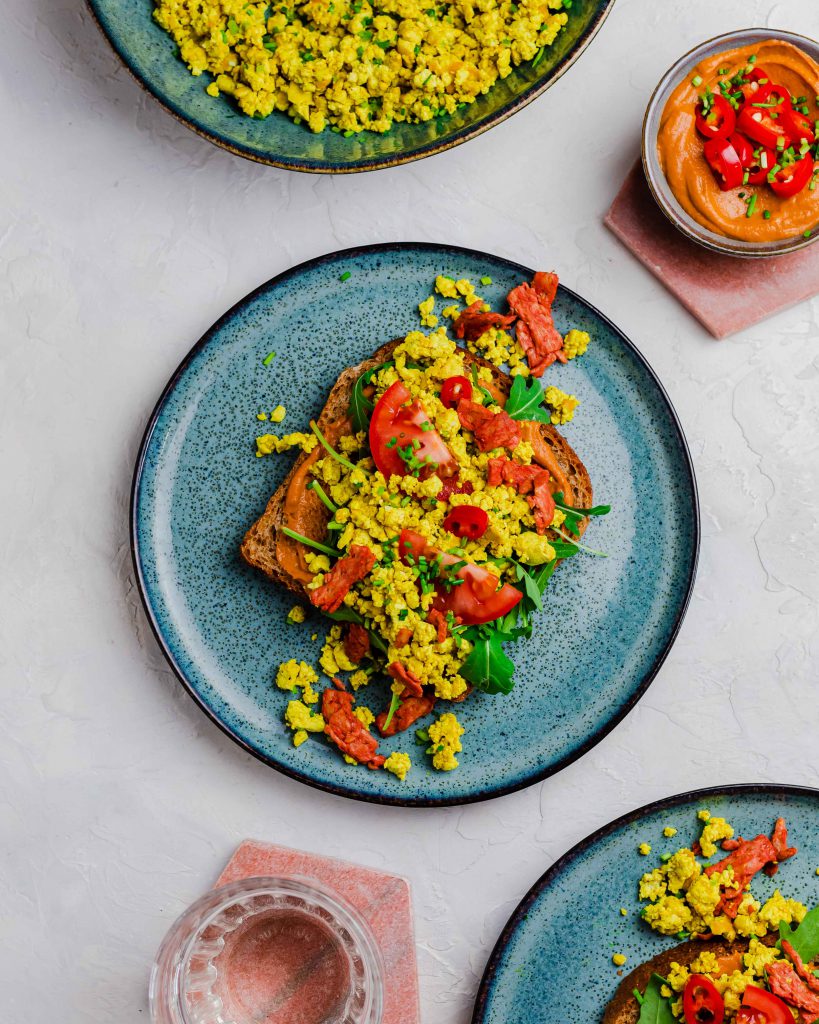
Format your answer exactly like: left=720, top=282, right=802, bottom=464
left=471, top=782, right=819, bottom=1022
left=129, top=240, right=701, bottom=807
left=86, top=0, right=616, bottom=174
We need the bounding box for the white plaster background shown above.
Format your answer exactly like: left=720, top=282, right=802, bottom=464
left=2, top=0, right=819, bottom=1018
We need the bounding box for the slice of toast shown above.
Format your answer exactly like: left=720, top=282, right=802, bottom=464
left=603, top=936, right=776, bottom=1024
left=240, top=340, right=593, bottom=602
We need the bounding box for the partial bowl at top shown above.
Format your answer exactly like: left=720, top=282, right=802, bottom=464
left=88, top=0, right=613, bottom=173
left=642, top=28, right=819, bottom=258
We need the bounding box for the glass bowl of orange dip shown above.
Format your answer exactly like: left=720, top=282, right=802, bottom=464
left=149, top=876, right=384, bottom=1024
left=643, top=29, right=819, bottom=257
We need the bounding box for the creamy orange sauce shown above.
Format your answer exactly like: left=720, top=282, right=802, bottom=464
left=658, top=40, right=819, bottom=241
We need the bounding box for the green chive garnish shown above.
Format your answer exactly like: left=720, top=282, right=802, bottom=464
left=281, top=526, right=338, bottom=558
left=339, top=271, right=351, bottom=281
left=263, top=351, right=276, bottom=366
left=746, top=194, right=757, bottom=218
left=763, top=210, right=771, bottom=220
left=691, top=75, right=702, bottom=87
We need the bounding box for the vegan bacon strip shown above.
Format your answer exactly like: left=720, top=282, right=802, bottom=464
left=310, top=544, right=376, bottom=613
left=322, top=688, right=385, bottom=769
left=705, top=819, right=797, bottom=917
left=456, top=399, right=521, bottom=452
left=453, top=301, right=516, bottom=341
left=376, top=693, right=435, bottom=737
left=387, top=661, right=424, bottom=698
left=767, top=962, right=819, bottom=1017
left=343, top=622, right=370, bottom=663
left=486, top=456, right=556, bottom=534
left=507, top=272, right=566, bottom=377
left=782, top=940, right=819, bottom=994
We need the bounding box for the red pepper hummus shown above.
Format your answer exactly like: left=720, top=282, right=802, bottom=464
left=658, top=40, right=819, bottom=241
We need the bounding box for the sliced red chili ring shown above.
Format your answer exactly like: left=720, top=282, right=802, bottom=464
left=754, top=82, right=792, bottom=110
left=781, top=106, right=816, bottom=144
left=682, top=975, right=725, bottom=1024
left=729, top=132, right=753, bottom=166
left=702, top=136, right=744, bottom=191
left=740, top=141, right=776, bottom=185
left=439, top=375, right=473, bottom=410
left=737, top=104, right=791, bottom=149
left=695, top=94, right=736, bottom=140
left=770, top=152, right=815, bottom=198
left=443, top=505, right=489, bottom=541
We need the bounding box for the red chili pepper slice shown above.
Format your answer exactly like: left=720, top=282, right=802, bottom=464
left=695, top=94, right=737, bottom=140
left=729, top=132, right=753, bottom=166
left=683, top=975, right=725, bottom=1024
left=737, top=83, right=793, bottom=150
left=781, top=106, right=816, bottom=144
left=741, top=985, right=793, bottom=1024
left=739, top=141, right=776, bottom=185
left=443, top=505, right=489, bottom=541
left=755, top=82, right=792, bottom=109
left=439, top=376, right=473, bottom=410
left=703, top=136, right=744, bottom=191
left=770, top=153, right=814, bottom=198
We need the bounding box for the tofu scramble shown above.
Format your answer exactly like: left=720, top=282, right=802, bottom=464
left=255, top=270, right=603, bottom=778
left=153, top=0, right=572, bottom=134
left=633, top=811, right=819, bottom=1022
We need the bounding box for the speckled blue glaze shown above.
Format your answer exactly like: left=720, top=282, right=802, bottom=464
left=473, top=785, right=819, bottom=1024
left=131, top=242, right=699, bottom=806
left=87, top=0, right=614, bottom=173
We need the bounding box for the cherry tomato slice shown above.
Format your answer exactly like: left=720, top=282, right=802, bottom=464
left=370, top=381, right=456, bottom=480
left=770, top=153, right=815, bottom=198
left=683, top=975, right=725, bottom=1024
left=735, top=1009, right=765, bottom=1024
left=741, top=985, right=793, bottom=1024
left=439, top=375, right=473, bottom=410
left=398, top=529, right=521, bottom=626
left=443, top=505, right=489, bottom=541
left=781, top=106, right=816, bottom=144
left=703, top=136, right=744, bottom=191
left=696, top=94, right=737, bottom=140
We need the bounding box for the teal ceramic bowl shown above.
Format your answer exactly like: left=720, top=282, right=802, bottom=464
left=473, top=785, right=819, bottom=1023
left=87, top=0, right=614, bottom=173
left=131, top=242, right=698, bottom=806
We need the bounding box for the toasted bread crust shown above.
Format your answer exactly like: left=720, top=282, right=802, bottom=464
left=603, top=936, right=777, bottom=1024
left=240, top=340, right=593, bottom=601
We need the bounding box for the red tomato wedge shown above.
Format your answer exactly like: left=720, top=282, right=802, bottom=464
left=683, top=975, right=725, bottom=1024
left=740, top=985, right=793, bottom=1024
left=369, top=381, right=456, bottom=480
left=398, top=529, right=522, bottom=626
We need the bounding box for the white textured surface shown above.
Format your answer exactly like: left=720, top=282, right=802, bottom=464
left=2, top=0, right=818, bottom=1018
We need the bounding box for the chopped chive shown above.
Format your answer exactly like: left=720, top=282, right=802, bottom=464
left=307, top=479, right=338, bottom=513
left=310, top=420, right=360, bottom=472
left=763, top=209, right=771, bottom=219
left=746, top=193, right=757, bottom=218
left=691, top=75, right=702, bottom=87
left=748, top=54, right=757, bottom=64
left=532, top=46, right=545, bottom=67
left=339, top=271, right=351, bottom=281
left=480, top=275, right=492, bottom=285
left=263, top=351, right=276, bottom=366
left=281, top=526, right=338, bottom=558
left=805, top=230, right=813, bottom=239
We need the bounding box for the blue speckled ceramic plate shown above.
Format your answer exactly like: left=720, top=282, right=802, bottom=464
left=87, top=0, right=614, bottom=173
left=131, top=242, right=699, bottom=806
left=473, top=785, right=819, bottom=1024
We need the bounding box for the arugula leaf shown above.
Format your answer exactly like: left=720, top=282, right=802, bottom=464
left=469, top=364, right=498, bottom=406
left=553, top=492, right=612, bottom=518
left=551, top=540, right=580, bottom=558
left=349, top=361, right=393, bottom=431
left=459, top=632, right=515, bottom=694
left=505, top=374, right=552, bottom=423
left=637, top=975, right=676, bottom=1024
left=780, top=905, right=819, bottom=963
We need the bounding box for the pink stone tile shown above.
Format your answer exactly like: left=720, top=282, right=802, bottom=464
left=604, top=159, right=819, bottom=339
left=214, top=841, right=419, bottom=1024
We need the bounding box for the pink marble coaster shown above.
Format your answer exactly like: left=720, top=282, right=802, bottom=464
left=604, top=159, right=819, bottom=339
left=215, top=841, right=419, bottom=1024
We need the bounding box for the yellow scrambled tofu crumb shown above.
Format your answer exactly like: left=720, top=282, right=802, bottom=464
left=276, top=659, right=319, bottom=704
left=427, top=712, right=464, bottom=771
left=620, top=908, right=628, bottom=916
left=353, top=705, right=375, bottom=728
left=639, top=843, right=652, bottom=855
left=563, top=329, right=590, bottom=359
left=418, top=296, right=438, bottom=328
left=270, top=404, right=286, bottom=423
left=256, top=411, right=268, bottom=420
left=256, top=432, right=317, bottom=456
left=545, top=385, right=579, bottom=425
left=284, top=699, right=325, bottom=744
left=699, top=815, right=733, bottom=857
left=320, top=625, right=361, bottom=673
left=383, top=751, right=411, bottom=781
left=663, top=826, right=678, bottom=838
left=154, top=0, right=570, bottom=135
left=612, top=954, right=627, bottom=966
left=286, top=605, right=306, bottom=624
